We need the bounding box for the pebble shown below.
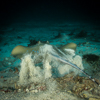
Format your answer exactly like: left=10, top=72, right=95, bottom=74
left=5, top=57, right=9, bottom=60
left=18, top=89, right=21, bottom=92
left=8, top=62, right=12, bottom=65
left=31, top=89, right=38, bottom=93
left=26, top=89, right=29, bottom=93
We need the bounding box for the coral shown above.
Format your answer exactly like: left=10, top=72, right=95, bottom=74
left=18, top=53, right=45, bottom=86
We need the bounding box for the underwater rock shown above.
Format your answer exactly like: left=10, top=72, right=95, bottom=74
left=83, top=54, right=100, bottom=75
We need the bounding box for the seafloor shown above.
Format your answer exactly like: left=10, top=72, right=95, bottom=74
left=0, top=21, right=100, bottom=100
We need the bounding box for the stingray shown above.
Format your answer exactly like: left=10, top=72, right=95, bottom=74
left=11, top=41, right=100, bottom=86
left=11, top=41, right=77, bottom=58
